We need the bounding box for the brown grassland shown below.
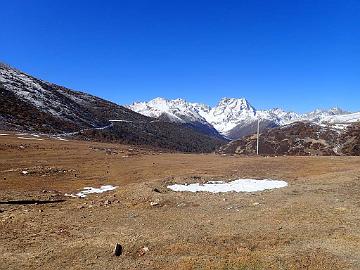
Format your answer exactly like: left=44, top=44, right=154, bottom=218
left=0, top=132, right=360, bottom=269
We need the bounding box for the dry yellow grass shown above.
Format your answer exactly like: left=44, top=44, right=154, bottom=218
left=1, top=132, right=360, bottom=269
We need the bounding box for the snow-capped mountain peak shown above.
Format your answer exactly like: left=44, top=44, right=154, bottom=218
left=203, top=98, right=257, bottom=133
left=128, top=97, right=210, bottom=124
left=328, top=107, right=346, bottom=114
left=217, top=97, right=254, bottom=110
left=128, top=97, right=359, bottom=140
left=213, top=98, right=255, bottom=118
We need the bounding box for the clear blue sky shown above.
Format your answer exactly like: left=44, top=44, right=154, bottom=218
left=1, top=0, right=359, bottom=112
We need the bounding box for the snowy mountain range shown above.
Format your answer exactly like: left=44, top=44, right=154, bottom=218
left=0, top=63, right=225, bottom=152
left=1, top=60, right=359, bottom=149
left=128, top=97, right=360, bottom=140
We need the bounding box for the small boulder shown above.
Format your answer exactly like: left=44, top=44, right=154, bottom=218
left=150, top=201, right=159, bottom=206
left=138, top=246, right=149, bottom=256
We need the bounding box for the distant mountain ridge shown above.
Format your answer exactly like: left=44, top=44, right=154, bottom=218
left=217, top=121, right=360, bottom=156
left=1, top=62, right=359, bottom=155
left=0, top=63, right=225, bottom=152
left=128, top=97, right=360, bottom=140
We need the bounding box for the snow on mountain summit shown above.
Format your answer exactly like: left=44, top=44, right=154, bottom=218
left=129, top=97, right=299, bottom=135
left=128, top=97, right=210, bottom=124
left=129, top=97, right=260, bottom=133
left=204, top=98, right=256, bottom=133
left=128, top=97, right=359, bottom=140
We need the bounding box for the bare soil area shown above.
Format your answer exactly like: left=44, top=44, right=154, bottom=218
left=1, top=132, right=360, bottom=269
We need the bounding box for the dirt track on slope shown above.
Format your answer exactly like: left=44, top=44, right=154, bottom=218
left=1, top=132, right=360, bottom=269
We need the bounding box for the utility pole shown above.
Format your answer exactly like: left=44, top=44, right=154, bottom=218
left=256, top=118, right=260, bottom=155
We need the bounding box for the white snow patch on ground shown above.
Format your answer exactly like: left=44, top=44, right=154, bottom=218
left=109, top=119, right=133, bottom=122
left=52, top=137, right=69, bottom=141
left=17, top=137, right=44, bottom=141
left=18, top=134, right=41, bottom=137
left=168, top=179, right=288, bottom=193
left=65, top=185, right=118, bottom=198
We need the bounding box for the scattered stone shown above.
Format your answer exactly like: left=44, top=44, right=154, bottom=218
left=114, top=243, right=123, bottom=256
left=177, top=203, right=186, bottom=207
left=21, top=170, right=28, bottom=175
left=252, top=202, right=260, bottom=206
left=77, top=205, right=85, bottom=209
left=150, top=201, right=159, bottom=206
left=128, top=213, right=138, bottom=218
left=138, top=246, right=149, bottom=256
left=104, top=200, right=111, bottom=205
left=153, top=188, right=161, bottom=193
left=38, top=209, right=43, bottom=213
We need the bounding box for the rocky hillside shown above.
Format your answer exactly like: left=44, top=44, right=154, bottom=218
left=0, top=63, right=226, bottom=152
left=217, top=121, right=360, bottom=156
left=0, top=63, right=149, bottom=133
left=340, top=123, right=360, bottom=155
left=75, top=121, right=225, bottom=153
